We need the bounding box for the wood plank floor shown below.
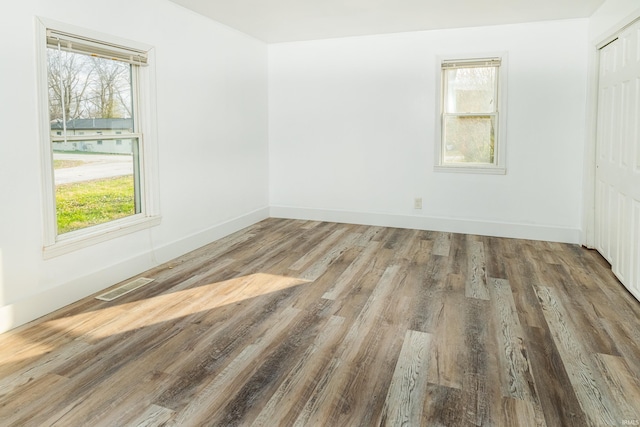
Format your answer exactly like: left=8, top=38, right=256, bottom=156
left=1, top=218, right=639, bottom=426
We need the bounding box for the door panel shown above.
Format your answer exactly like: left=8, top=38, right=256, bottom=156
left=595, top=19, right=640, bottom=301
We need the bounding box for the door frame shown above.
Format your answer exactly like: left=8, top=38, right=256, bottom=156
left=583, top=9, right=640, bottom=249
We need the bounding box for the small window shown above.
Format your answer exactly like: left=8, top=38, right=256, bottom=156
left=435, top=56, right=507, bottom=174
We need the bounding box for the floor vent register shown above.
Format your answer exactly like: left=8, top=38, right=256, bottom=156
left=95, top=277, right=155, bottom=301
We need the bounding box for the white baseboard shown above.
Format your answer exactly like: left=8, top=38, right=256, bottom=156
left=151, top=207, right=269, bottom=263
left=270, top=205, right=581, bottom=244
left=0, top=207, right=269, bottom=334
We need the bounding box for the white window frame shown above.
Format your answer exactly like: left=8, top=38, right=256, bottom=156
left=36, top=17, right=161, bottom=259
left=434, top=53, right=508, bottom=175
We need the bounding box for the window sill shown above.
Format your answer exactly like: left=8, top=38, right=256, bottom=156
left=434, top=165, right=507, bottom=175
left=43, top=214, right=161, bottom=259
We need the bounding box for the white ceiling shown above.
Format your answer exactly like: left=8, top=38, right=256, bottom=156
left=168, top=0, right=606, bottom=43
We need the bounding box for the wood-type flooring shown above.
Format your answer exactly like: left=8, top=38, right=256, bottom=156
left=1, top=219, right=639, bottom=426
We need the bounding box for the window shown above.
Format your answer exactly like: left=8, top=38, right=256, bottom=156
left=37, top=18, right=160, bottom=257
left=435, top=56, right=507, bottom=174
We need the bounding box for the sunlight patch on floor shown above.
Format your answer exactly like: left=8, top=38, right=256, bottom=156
left=0, top=325, right=55, bottom=366
left=46, top=273, right=311, bottom=340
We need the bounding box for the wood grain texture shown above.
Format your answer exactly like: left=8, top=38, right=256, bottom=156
left=251, top=315, right=346, bottom=427
left=466, top=240, right=490, bottom=300
left=379, top=330, right=432, bottom=426
left=425, top=273, right=465, bottom=389
left=490, top=278, right=537, bottom=401
left=534, top=285, right=619, bottom=426
left=0, top=219, right=638, bottom=426
left=592, top=353, right=640, bottom=423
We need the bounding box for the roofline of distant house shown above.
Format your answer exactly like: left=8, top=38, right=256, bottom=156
left=50, top=117, right=133, bottom=130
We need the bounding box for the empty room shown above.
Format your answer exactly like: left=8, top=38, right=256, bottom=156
left=1, top=0, right=639, bottom=425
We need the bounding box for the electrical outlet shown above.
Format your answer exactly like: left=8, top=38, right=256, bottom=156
left=414, top=197, right=422, bottom=210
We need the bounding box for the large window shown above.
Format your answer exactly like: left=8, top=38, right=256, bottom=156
left=435, top=56, right=507, bottom=174
left=38, top=19, right=159, bottom=257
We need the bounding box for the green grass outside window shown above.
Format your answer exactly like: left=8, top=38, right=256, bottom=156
left=55, top=175, right=135, bottom=234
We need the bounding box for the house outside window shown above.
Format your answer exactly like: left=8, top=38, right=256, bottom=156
left=435, top=55, right=507, bottom=174
left=37, top=18, right=160, bottom=258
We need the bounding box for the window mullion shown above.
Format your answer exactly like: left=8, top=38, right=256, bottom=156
left=51, top=133, right=141, bottom=142
left=443, top=112, right=497, bottom=118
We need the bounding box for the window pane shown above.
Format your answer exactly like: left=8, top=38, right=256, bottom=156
left=443, top=115, right=495, bottom=164
left=53, top=139, right=140, bottom=234
left=445, top=67, right=496, bottom=113
left=47, top=48, right=134, bottom=136
left=48, top=42, right=140, bottom=236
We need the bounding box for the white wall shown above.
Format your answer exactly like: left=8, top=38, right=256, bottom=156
left=589, top=0, right=640, bottom=40
left=269, top=19, right=589, bottom=243
left=0, top=0, right=269, bottom=332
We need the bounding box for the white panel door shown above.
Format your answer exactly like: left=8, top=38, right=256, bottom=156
left=595, top=19, right=640, bottom=301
